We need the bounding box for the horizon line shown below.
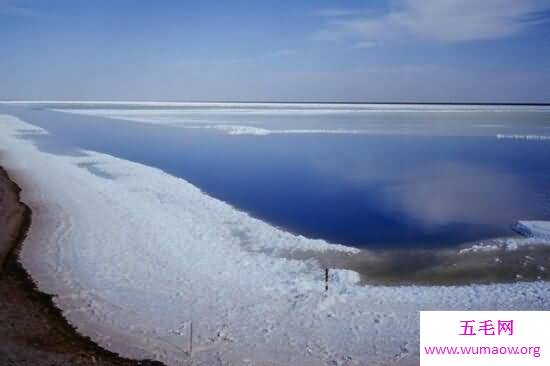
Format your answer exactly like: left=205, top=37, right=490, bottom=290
left=1, top=100, right=550, bottom=106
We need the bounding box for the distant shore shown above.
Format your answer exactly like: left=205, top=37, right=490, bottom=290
left=0, top=165, right=162, bottom=366
left=2, top=100, right=550, bottom=106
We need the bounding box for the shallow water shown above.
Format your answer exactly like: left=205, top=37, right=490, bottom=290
left=4, top=103, right=550, bottom=249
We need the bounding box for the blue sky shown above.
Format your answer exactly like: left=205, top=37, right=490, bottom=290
left=1, top=0, right=550, bottom=102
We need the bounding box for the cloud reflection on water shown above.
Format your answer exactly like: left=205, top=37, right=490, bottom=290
left=381, top=163, right=539, bottom=229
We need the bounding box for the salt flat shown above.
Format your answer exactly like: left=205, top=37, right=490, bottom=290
left=1, top=112, right=549, bottom=366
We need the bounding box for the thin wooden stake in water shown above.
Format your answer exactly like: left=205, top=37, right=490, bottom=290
left=325, top=268, right=329, bottom=291
left=189, top=321, right=193, bottom=355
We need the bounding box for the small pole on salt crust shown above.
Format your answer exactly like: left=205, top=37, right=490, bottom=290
left=325, top=268, right=329, bottom=291
left=189, top=321, right=193, bottom=355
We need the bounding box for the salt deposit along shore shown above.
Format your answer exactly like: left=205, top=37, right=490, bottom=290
left=0, top=166, right=162, bottom=366
left=1, top=113, right=549, bottom=366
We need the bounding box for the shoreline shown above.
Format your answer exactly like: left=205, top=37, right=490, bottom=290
left=0, top=165, right=163, bottom=366
left=285, top=239, right=550, bottom=286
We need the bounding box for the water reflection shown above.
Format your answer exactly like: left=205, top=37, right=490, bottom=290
left=380, top=163, right=539, bottom=228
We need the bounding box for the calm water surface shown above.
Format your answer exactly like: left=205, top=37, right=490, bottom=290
left=4, top=103, right=550, bottom=249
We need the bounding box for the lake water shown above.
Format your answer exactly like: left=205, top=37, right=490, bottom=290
left=4, top=103, right=550, bottom=249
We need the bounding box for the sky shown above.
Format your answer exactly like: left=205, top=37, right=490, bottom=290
left=1, top=0, right=550, bottom=102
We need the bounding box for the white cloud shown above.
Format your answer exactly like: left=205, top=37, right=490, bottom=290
left=314, top=0, right=550, bottom=43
